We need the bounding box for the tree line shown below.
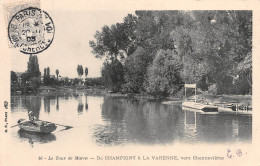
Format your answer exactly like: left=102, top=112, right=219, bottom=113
left=90, top=10, right=252, bottom=96
left=11, top=56, right=94, bottom=90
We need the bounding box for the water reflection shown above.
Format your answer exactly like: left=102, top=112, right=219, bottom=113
left=94, top=96, right=183, bottom=145
left=77, top=103, right=84, bottom=114
left=56, top=96, right=59, bottom=111
left=77, top=94, right=84, bottom=114
left=183, top=110, right=197, bottom=143
left=44, top=96, right=51, bottom=113
left=18, top=129, right=56, bottom=147
left=26, top=96, right=41, bottom=120
left=85, top=95, right=88, bottom=111
left=11, top=94, right=252, bottom=147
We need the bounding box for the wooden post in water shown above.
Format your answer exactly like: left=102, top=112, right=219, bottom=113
left=195, top=88, right=196, bottom=103
left=184, top=87, right=186, bottom=101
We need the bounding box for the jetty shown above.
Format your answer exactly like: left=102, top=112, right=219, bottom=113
left=182, top=84, right=252, bottom=114
left=182, top=84, right=218, bottom=112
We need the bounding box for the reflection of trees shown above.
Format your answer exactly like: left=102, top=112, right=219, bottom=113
left=195, top=114, right=252, bottom=143
left=56, top=96, right=59, bottom=111
left=96, top=96, right=182, bottom=145
left=44, top=96, right=51, bottom=113
left=85, top=95, right=88, bottom=111
left=73, top=93, right=79, bottom=99
left=26, top=96, right=41, bottom=120
left=77, top=94, right=84, bottom=114
left=10, top=96, right=22, bottom=111
left=77, top=103, right=84, bottom=114
left=64, top=93, right=70, bottom=100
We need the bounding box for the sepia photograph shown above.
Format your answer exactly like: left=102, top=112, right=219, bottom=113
left=0, top=0, right=259, bottom=166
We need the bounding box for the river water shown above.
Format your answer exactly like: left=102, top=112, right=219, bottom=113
left=10, top=93, right=252, bottom=148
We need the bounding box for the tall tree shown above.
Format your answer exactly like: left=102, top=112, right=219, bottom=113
left=85, top=67, right=88, bottom=78
left=46, top=67, right=50, bottom=85
left=77, top=65, right=83, bottom=84
left=11, top=71, right=18, bottom=84
left=27, top=55, right=41, bottom=78
left=56, top=69, right=59, bottom=80
left=43, top=68, right=47, bottom=85
left=77, top=65, right=83, bottom=78
left=26, top=55, right=41, bottom=91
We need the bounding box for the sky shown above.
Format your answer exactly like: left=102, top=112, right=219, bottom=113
left=10, top=10, right=135, bottom=78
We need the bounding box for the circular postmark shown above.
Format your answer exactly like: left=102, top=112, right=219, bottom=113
left=8, top=7, right=55, bottom=54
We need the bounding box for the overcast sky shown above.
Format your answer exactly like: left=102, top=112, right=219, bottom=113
left=10, top=10, right=135, bottom=78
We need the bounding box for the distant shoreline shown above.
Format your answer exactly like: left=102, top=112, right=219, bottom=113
left=11, top=85, right=252, bottom=108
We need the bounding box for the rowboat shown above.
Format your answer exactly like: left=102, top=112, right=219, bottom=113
left=18, top=119, right=57, bottom=133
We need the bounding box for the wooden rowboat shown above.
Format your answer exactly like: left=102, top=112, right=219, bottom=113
left=18, top=119, right=57, bottom=133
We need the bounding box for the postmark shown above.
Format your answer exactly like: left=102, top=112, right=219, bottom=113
left=8, top=7, right=55, bottom=54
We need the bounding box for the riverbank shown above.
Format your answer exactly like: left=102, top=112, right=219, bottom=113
left=12, top=85, right=252, bottom=110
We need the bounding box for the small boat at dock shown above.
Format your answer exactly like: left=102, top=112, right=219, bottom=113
left=182, top=84, right=218, bottom=113
left=18, top=119, right=57, bottom=133
left=182, top=101, right=218, bottom=112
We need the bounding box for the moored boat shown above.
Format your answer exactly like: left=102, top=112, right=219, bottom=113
left=18, top=119, right=57, bottom=133
left=182, top=84, right=218, bottom=113
left=182, top=101, right=218, bottom=112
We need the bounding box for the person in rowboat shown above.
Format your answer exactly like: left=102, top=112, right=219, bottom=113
left=28, top=111, right=48, bottom=126
left=28, top=111, right=37, bottom=121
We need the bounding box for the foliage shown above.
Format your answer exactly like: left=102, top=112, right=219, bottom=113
left=20, top=55, right=41, bottom=91
left=27, top=55, right=41, bottom=78
left=77, top=65, right=84, bottom=78
left=11, top=71, right=18, bottom=83
left=89, top=14, right=138, bottom=60
left=56, top=69, right=59, bottom=79
left=90, top=10, right=252, bottom=96
left=43, top=67, right=51, bottom=85
left=101, top=59, right=124, bottom=92
left=85, top=67, right=88, bottom=77
left=85, top=77, right=105, bottom=87
left=145, top=49, right=183, bottom=96
left=123, top=46, right=151, bottom=93
left=72, top=78, right=79, bottom=86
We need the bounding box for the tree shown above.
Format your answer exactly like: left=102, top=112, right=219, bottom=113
left=56, top=69, right=59, bottom=80
left=102, top=59, right=124, bottom=92
left=27, top=55, right=41, bottom=78
left=77, top=65, right=83, bottom=78
left=11, top=71, right=18, bottom=84
left=46, top=67, right=50, bottom=85
left=123, top=46, right=152, bottom=93
left=89, top=14, right=138, bottom=61
left=85, top=67, right=88, bottom=77
left=89, top=10, right=252, bottom=95
left=43, top=68, right=47, bottom=85
left=145, top=49, right=183, bottom=96
left=26, top=55, right=41, bottom=91
left=77, top=65, right=83, bottom=84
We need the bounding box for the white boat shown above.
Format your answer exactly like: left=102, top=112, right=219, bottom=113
left=182, top=84, right=218, bottom=112
left=182, top=101, right=218, bottom=112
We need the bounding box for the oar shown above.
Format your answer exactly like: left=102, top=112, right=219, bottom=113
left=11, top=124, right=20, bottom=128
left=11, top=120, right=28, bottom=128
left=38, top=120, right=73, bottom=129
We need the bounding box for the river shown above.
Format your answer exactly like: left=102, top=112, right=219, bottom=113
left=10, top=93, right=252, bottom=149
